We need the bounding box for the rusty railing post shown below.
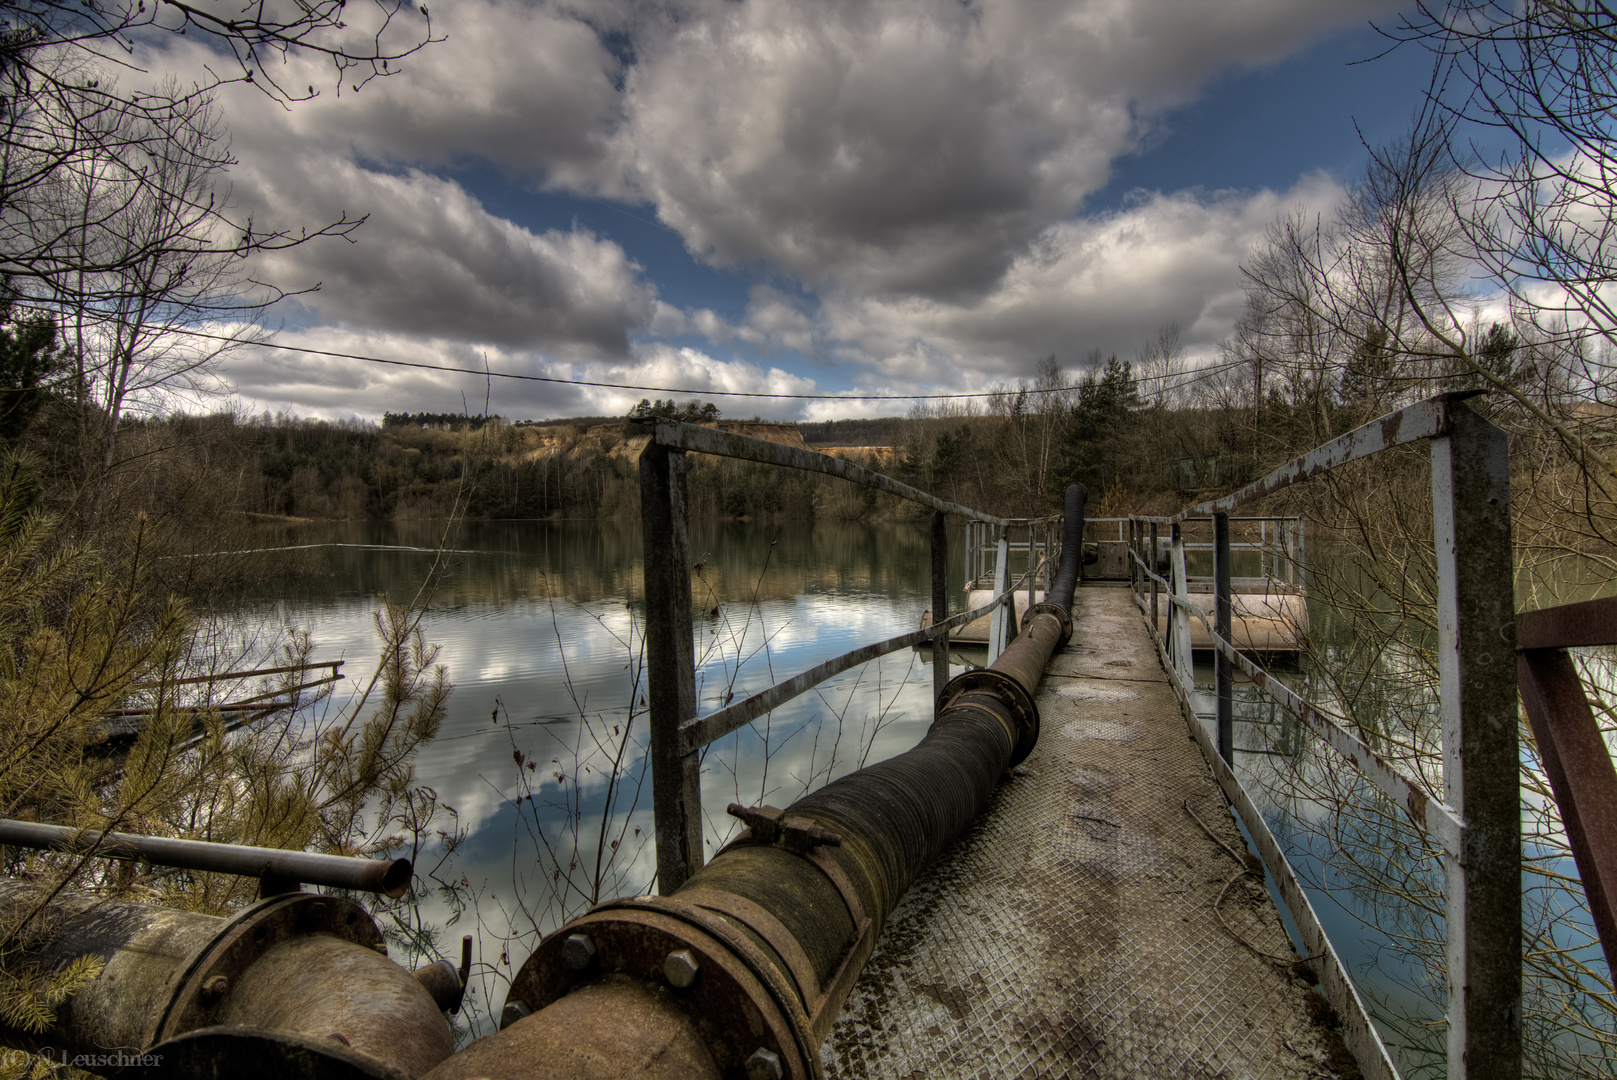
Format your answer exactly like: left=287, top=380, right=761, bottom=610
left=640, top=441, right=702, bottom=894
left=1431, top=402, right=1520, bottom=1079
left=931, top=510, right=948, bottom=716
left=1518, top=647, right=1617, bottom=966
left=1214, top=511, right=1233, bottom=763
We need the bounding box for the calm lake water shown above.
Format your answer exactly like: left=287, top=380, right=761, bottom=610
left=230, top=518, right=1611, bottom=1070
left=233, top=518, right=972, bottom=1033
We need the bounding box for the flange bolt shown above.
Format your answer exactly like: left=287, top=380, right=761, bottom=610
left=663, top=948, right=699, bottom=988
left=746, top=1047, right=784, bottom=1080
left=562, top=933, right=597, bottom=971
left=499, top=999, right=533, bottom=1030
left=200, top=975, right=230, bottom=1003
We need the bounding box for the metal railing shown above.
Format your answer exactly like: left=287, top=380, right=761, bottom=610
left=1516, top=596, right=1617, bottom=973
left=636, top=421, right=1062, bottom=893
left=961, top=516, right=1063, bottom=660
left=1127, top=392, right=1523, bottom=1080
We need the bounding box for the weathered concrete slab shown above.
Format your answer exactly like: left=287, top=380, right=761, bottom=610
left=824, top=586, right=1349, bottom=1079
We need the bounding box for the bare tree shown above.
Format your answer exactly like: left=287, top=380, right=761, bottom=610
left=0, top=2, right=438, bottom=292
left=35, top=85, right=272, bottom=479
left=1225, top=112, right=1617, bottom=1075
left=1385, top=1, right=1617, bottom=500
left=1134, top=321, right=1184, bottom=407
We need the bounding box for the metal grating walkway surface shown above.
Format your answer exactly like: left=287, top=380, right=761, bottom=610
left=824, top=586, right=1347, bottom=1080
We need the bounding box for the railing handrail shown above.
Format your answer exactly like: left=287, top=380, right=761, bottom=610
left=638, top=421, right=1061, bottom=898
left=1127, top=548, right=1464, bottom=854
left=644, top=419, right=1015, bottom=526
left=1129, top=390, right=1483, bottom=525
left=681, top=564, right=1041, bottom=752
left=1124, top=390, right=1520, bottom=1080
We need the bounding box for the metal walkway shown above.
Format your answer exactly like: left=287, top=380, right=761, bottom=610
left=824, top=585, right=1350, bottom=1080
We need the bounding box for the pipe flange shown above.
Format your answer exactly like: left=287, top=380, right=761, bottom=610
left=1021, top=601, right=1073, bottom=645
left=506, top=901, right=814, bottom=1080
left=151, top=893, right=385, bottom=1046
left=115, top=1025, right=409, bottom=1080
left=936, top=668, right=1040, bottom=767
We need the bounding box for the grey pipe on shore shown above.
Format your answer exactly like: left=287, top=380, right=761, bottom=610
left=429, top=486, right=1088, bottom=1080
left=0, top=819, right=412, bottom=897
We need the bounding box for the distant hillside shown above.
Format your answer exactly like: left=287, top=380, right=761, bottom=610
left=798, top=417, right=907, bottom=446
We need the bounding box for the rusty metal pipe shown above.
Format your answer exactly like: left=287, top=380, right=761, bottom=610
left=430, top=490, right=1090, bottom=1080
left=428, top=978, right=721, bottom=1080
left=0, top=819, right=412, bottom=897
left=0, top=881, right=453, bottom=1078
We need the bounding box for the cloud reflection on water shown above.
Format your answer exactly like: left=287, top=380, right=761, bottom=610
left=233, top=517, right=958, bottom=1000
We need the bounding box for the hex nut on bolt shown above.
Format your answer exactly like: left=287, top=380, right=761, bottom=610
left=499, top=1000, right=533, bottom=1030
left=663, top=949, right=699, bottom=988
left=200, top=975, right=230, bottom=1002
left=745, top=1047, right=784, bottom=1080
left=561, top=932, right=597, bottom=971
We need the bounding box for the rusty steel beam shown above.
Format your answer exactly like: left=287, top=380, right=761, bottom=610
left=0, top=819, right=413, bottom=897
left=1516, top=595, right=1617, bottom=972
left=1515, top=594, right=1617, bottom=651
left=1214, top=511, right=1233, bottom=763
left=645, top=420, right=1010, bottom=526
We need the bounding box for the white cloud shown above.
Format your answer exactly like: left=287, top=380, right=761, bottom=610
left=219, top=329, right=824, bottom=421
left=603, top=0, right=1392, bottom=296
left=818, top=174, right=1346, bottom=384
left=232, top=160, right=656, bottom=356
left=200, top=1, right=625, bottom=183
left=127, top=1, right=1396, bottom=413
left=735, top=285, right=818, bottom=355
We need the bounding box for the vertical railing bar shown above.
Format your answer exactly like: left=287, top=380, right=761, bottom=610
left=1150, top=522, right=1160, bottom=646
left=1026, top=522, right=1036, bottom=619
left=639, top=442, right=702, bottom=895
left=1170, top=522, right=1192, bottom=696
left=986, top=526, right=1010, bottom=664
left=1432, top=404, right=1521, bottom=1080
left=1296, top=516, right=1305, bottom=590
left=1128, top=518, right=1137, bottom=600
left=1214, top=511, right=1233, bottom=763
left=931, top=511, right=948, bottom=718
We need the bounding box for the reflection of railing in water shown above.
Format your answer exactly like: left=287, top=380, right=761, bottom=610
left=635, top=419, right=1060, bottom=894
left=1122, top=391, right=1610, bottom=1080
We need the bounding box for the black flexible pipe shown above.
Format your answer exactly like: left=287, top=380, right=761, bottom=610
left=1045, top=482, right=1087, bottom=612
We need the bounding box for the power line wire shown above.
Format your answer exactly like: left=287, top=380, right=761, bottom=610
left=177, top=326, right=1246, bottom=402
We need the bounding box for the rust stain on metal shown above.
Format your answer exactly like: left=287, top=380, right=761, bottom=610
left=1406, top=785, right=1429, bottom=827
left=1515, top=595, right=1617, bottom=651
left=505, top=904, right=809, bottom=1079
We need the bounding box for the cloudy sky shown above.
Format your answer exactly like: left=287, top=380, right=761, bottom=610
left=146, top=0, right=1438, bottom=423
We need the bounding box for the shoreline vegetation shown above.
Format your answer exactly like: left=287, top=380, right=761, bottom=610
left=20, top=373, right=1604, bottom=554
